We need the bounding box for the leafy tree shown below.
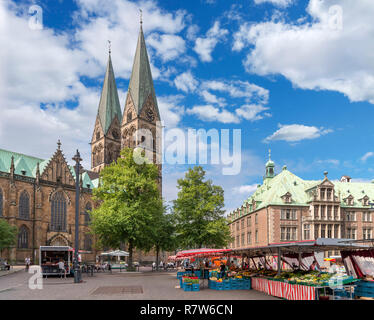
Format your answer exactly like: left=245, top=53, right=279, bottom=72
left=173, top=166, right=231, bottom=249
left=90, top=148, right=163, bottom=269
left=152, top=211, right=177, bottom=270
left=0, top=219, right=17, bottom=256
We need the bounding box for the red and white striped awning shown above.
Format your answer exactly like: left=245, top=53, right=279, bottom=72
left=175, top=248, right=231, bottom=258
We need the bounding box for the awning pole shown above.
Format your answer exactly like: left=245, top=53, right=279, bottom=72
left=277, top=247, right=281, bottom=276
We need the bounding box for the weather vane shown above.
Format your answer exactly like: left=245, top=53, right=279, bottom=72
left=108, top=40, right=111, bottom=54
left=269, top=148, right=271, bottom=160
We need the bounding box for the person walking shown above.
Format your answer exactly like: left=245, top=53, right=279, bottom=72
left=58, top=259, right=66, bottom=279
left=25, top=257, right=30, bottom=272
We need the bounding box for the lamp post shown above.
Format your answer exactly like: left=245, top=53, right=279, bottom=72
left=72, top=150, right=82, bottom=283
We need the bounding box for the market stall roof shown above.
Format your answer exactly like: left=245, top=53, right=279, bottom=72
left=230, top=238, right=370, bottom=257
left=176, top=248, right=231, bottom=258
left=100, top=250, right=129, bottom=257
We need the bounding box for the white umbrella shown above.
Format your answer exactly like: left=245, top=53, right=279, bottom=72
left=108, top=250, right=129, bottom=257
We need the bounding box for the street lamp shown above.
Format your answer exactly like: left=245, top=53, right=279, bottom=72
left=72, top=149, right=82, bottom=283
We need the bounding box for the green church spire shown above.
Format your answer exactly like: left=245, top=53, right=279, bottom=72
left=97, top=48, right=122, bottom=135
left=127, top=21, right=160, bottom=118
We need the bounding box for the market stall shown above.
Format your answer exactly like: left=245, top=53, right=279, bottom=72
left=230, top=238, right=368, bottom=300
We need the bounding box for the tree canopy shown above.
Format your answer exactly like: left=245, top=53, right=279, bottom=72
left=0, top=219, right=17, bottom=254
left=90, top=148, right=163, bottom=267
left=173, top=166, right=231, bottom=249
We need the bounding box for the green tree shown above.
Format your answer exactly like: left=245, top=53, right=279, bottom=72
left=0, top=219, right=17, bottom=256
left=90, top=148, right=163, bottom=269
left=173, top=166, right=231, bottom=249
left=152, top=211, right=177, bottom=270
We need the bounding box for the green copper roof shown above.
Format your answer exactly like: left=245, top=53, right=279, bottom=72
left=128, top=26, right=160, bottom=118
left=97, top=54, right=122, bottom=134
left=230, top=166, right=374, bottom=221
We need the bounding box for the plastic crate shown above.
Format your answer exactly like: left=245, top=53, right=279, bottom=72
left=216, top=282, right=224, bottom=290
left=192, top=284, right=200, bottom=291
left=183, top=283, right=192, bottom=291
left=355, top=280, right=374, bottom=298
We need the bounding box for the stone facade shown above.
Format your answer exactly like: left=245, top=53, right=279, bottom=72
left=228, top=159, right=374, bottom=255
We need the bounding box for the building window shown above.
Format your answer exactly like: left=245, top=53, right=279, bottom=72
left=363, top=228, right=372, bottom=240
left=84, top=235, right=92, bottom=251
left=236, top=221, right=239, bottom=231
left=127, top=112, right=132, bottom=123
left=51, top=192, right=67, bottom=232
left=281, top=209, right=296, bottom=220
left=255, top=230, right=258, bottom=243
left=19, top=191, right=30, bottom=219
left=241, top=219, right=244, bottom=229
left=236, top=235, right=240, bottom=247
left=314, top=206, right=319, bottom=219
left=0, top=188, right=2, bottom=217
left=281, top=227, right=297, bottom=241
left=321, top=224, right=326, bottom=238
left=303, top=224, right=310, bottom=240
left=346, top=211, right=356, bottom=221
left=334, top=206, right=339, bottom=220
left=334, top=224, right=339, bottom=238
left=363, top=212, right=372, bottom=222
left=255, top=214, right=258, bottom=224
left=327, top=189, right=332, bottom=200
left=321, top=205, right=326, bottom=220
left=247, top=232, right=251, bottom=244
left=84, top=202, right=92, bottom=225
left=320, top=188, right=325, bottom=200
left=347, top=228, right=357, bottom=239
left=314, top=225, right=319, bottom=239
left=327, top=225, right=332, bottom=238
left=241, top=233, right=245, bottom=246
left=327, top=206, right=332, bottom=220
left=247, top=216, right=251, bottom=227
left=18, top=225, right=29, bottom=249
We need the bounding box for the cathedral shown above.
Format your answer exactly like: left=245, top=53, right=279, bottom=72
left=0, top=22, right=162, bottom=264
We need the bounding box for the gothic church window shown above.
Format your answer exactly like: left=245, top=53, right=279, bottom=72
left=19, top=191, right=30, bottom=219
left=127, top=112, right=132, bottom=123
left=84, top=235, right=92, bottom=251
left=51, top=192, right=67, bottom=232
left=18, top=225, right=29, bottom=248
left=96, top=131, right=100, bottom=140
left=85, top=202, right=92, bottom=225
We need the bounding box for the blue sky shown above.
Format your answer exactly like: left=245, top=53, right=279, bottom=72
left=2, top=0, right=374, bottom=213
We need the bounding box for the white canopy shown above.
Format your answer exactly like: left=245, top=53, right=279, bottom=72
left=108, top=250, right=129, bottom=257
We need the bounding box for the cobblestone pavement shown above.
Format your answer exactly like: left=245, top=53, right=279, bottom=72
left=0, top=266, right=25, bottom=277
left=0, top=269, right=278, bottom=300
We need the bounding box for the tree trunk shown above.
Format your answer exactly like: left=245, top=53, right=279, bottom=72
left=128, top=241, right=133, bottom=269
left=156, top=245, right=160, bottom=271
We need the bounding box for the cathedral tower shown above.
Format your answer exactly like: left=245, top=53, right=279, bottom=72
left=91, top=49, right=122, bottom=173
left=121, top=21, right=162, bottom=191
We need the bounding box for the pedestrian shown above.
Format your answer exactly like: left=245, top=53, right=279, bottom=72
left=58, top=259, right=66, bottom=279
left=152, top=261, right=156, bottom=271
left=25, top=257, right=30, bottom=272
left=159, top=260, right=163, bottom=269
left=220, top=263, right=226, bottom=279
left=309, top=260, right=320, bottom=271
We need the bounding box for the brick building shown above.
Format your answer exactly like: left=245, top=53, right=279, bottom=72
left=227, top=154, right=374, bottom=254
left=0, top=22, right=163, bottom=264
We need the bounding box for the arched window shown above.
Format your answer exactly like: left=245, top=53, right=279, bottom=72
left=127, top=112, right=132, bottom=123
left=19, top=191, right=30, bottom=219
left=0, top=188, right=3, bottom=217
left=18, top=225, right=29, bottom=248
left=84, top=235, right=92, bottom=251
left=85, top=202, right=92, bottom=225
left=51, top=192, right=67, bottom=232
left=96, top=131, right=100, bottom=140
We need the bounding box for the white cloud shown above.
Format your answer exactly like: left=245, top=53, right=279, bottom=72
left=202, top=80, right=269, bottom=104
left=157, top=95, right=185, bottom=128
left=254, top=0, right=294, bottom=7
left=234, top=0, right=374, bottom=104
left=186, top=105, right=240, bottom=124
left=0, top=0, right=188, bottom=169
left=235, top=104, right=270, bottom=121
left=200, top=90, right=226, bottom=107
left=193, top=21, right=228, bottom=62
left=315, top=159, right=340, bottom=166
left=264, top=124, right=333, bottom=143
left=147, top=33, right=186, bottom=62
left=233, top=184, right=258, bottom=195
left=361, top=152, right=374, bottom=162
left=174, top=71, right=199, bottom=93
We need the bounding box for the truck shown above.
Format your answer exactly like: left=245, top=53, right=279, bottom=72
left=39, top=246, right=74, bottom=276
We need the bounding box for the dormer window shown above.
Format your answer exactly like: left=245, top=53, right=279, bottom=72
left=345, top=195, right=354, bottom=206
left=361, top=195, right=369, bottom=206
left=281, top=192, right=292, bottom=204
left=21, top=170, right=26, bottom=176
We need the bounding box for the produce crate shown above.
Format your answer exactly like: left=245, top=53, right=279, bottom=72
left=183, top=283, right=192, bottom=292
left=209, top=280, right=216, bottom=289
left=223, top=282, right=231, bottom=290
left=179, top=278, right=183, bottom=288
left=192, top=284, right=200, bottom=291
left=216, top=282, right=224, bottom=290
left=355, top=280, right=374, bottom=298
